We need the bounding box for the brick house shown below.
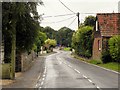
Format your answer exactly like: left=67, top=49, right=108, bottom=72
left=92, top=13, right=120, bottom=60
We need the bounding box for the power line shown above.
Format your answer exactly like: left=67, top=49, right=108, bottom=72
left=58, top=0, right=75, bottom=14
left=68, top=16, right=77, bottom=28
left=42, top=16, right=75, bottom=24
left=42, top=13, right=96, bottom=19
left=42, top=13, right=76, bottom=18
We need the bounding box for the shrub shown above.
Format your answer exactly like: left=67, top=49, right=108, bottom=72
left=109, top=35, right=120, bottom=63
left=101, top=50, right=112, bottom=63
left=71, top=26, right=93, bottom=58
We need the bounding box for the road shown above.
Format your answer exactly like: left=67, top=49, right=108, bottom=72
left=35, top=49, right=119, bottom=89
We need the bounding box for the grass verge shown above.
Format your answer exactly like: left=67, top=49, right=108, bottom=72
left=63, top=47, right=71, bottom=51
left=72, top=53, right=120, bottom=73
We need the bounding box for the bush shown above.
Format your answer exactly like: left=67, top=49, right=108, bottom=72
left=109, top=35, right=120, bottom=62
left=72, top=26, right=93, bottom=58
left=101, top=50, right=112, bottom=63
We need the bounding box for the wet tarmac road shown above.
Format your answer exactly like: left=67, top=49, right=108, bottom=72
left=36, top=49, right=119, bottom=89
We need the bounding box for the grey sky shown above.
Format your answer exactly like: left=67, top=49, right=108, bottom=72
left=37, top=0, right=119, bottom=30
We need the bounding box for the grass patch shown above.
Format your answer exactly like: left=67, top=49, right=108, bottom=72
left=87, top=60, right=102, bottom=65
left=98, top=62, right=120, bottom=72
left=72, top=53, right=120, bottom=73
left=63, top=47, right=71, bottom=51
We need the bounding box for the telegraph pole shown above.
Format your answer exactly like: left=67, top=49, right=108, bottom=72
left=76, top=12, right=80, bottom=29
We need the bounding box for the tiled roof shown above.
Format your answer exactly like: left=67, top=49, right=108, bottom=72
left=97, top=13, right=120, bottom=37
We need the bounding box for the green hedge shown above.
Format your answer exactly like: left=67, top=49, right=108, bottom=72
left=72, top=26, right=93, bottom=58
left=109, top=35, right=120, bottom=62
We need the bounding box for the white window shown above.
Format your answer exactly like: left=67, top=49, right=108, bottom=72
left=98, top=40, right=101, bottom=51
left=96, top=21, right=98, bottom=31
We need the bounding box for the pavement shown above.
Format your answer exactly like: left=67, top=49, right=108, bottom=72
left=1, top=56, right=45, bottom=88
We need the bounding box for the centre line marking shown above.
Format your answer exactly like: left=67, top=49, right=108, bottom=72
left=39, top=86, right=42, bottom=88
left=68, top=65, right=72, bottom=68
left=41, top=81, right=44, bottom=86
left=43, top=74, right=45, bottom=77
left=42, top=78, right=45, bottom=81
left=88, top=79, right=92, bottom=83
left=97, top=86, right=100, bottom=88
left=83, top=75, right=87, bottom=79
left=74, top=69, right=81, bottom=73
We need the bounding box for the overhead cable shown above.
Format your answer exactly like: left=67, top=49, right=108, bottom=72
left=42, top=13, right=76, bottom=18
left=68, top=17, right=77, bottom=27
left=42, top=16, right=76, bottom=24
left=58, top=0, right=75, bottom=14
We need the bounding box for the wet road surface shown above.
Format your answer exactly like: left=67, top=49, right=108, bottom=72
left=35, top=49, right=119, bottom=89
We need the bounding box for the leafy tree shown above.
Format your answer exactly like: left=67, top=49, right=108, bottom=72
left=41, top=26, right=57, bottom=39
left=35, top=32, right=47, bottom=56
left=72, top=26, right=93, bottom=58
left=44, top=39, right=57, bottom=52
left=56, top=27, right=74, bottom=47
left=2, top=2, right=43, bottom=79
left=109, top=35, right=120, bottom=62
left=84, top=15, right=96, bottom=26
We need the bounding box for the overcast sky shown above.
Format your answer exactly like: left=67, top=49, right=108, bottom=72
left=37, top=0, right=119, bottom=30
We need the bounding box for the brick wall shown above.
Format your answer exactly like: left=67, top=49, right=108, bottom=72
left=92, top=31, right=102, bottom=60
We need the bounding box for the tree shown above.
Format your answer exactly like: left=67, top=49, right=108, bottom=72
left=84, top=15, right=96, bottom=26
left=2, top=2, right=43, bottom=79
left=41, top=26, right=57, bottom=39
left=35, top=32, right=47, bottom=56
left=56, top=27, right=74, bottom=47
left=44, top=39, right=57, bottom=52
left=72, top=26, right=93, bottom=58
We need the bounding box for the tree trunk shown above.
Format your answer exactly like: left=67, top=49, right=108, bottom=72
left=10, top=34, right=16, bottom=79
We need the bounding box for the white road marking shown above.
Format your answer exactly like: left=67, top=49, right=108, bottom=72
left=41, top=81, right=44, bottom=86
left=36, top=84, right=38, bottom=87
left=83, top=75, right=88, bottom=79
left=74, top=69, right=81, bottom=73
left=43, top=74, right=45, bottom=77
left=39, top=87, right=42, bottom=88
left=44, top=69, right=46, bottom=74
left=42, top=78, right=45, bottom=81
left=88, top=79, right=92, bottom=83
left=97, top=86, right=100, bottom=89
left=68, top=65, right=72, bottom=68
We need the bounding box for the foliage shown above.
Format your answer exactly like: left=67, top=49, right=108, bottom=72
left=72, top=26, right=93, bottom=58
left=56, top=27, right=74, bottom=47
left=84, top=15, right=96, bottom=26
left=101, top=50, right=112, bottom=63
left=108, top=35, right=120, bottom=62
left=41, top=26, right=57, bottom=39
left=63, top=47, right=71, bottom=51
left=2, top=2, right=43, bottom=63
left=88, top=60, right=102, bottom=65
left=34, top=32, right=47, bottom=53
left=45, top=39, right=57, bottom=47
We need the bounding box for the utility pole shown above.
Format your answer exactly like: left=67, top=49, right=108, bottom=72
left=76, top=12, right=80, bottom=29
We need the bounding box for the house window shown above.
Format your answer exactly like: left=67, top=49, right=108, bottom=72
left=98, top=40, right=101, bottom=51
left=96, top=21, right=98, bottom=31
